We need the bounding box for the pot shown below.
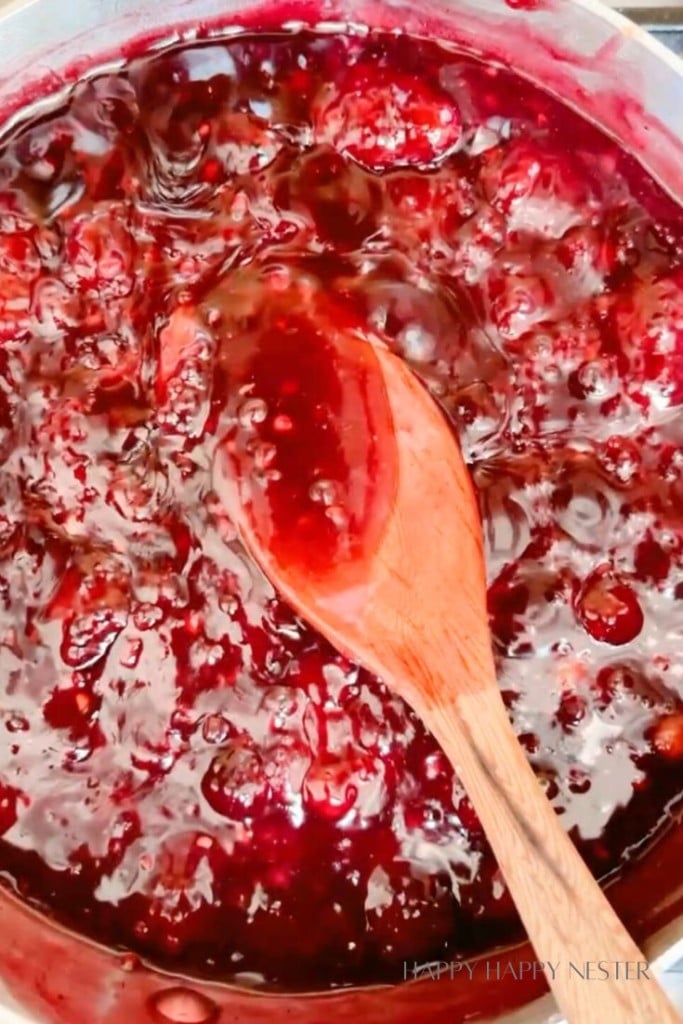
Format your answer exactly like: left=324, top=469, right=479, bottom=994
left=0, top=0, right=682, bottom=1021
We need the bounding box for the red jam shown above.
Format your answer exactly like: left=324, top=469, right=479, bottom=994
left=214, top=288, right=398, bottom=576
left=0, top=28, right=682, bottom=993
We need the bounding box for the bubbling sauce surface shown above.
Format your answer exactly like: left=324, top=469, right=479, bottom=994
left=0, top=28, right=682, bottom=991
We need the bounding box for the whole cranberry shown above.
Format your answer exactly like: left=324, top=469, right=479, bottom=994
left=201, top=739, right=269, bottom=821
left=575, top=569, right=644, bottom=646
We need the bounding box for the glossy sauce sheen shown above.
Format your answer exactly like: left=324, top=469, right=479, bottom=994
left=0, top=28, right=682, bottom=991
left=214, top=291, right=398, bottom=575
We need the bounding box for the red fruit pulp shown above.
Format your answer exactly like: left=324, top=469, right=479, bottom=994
left=0, top=27, right=682, bottom=995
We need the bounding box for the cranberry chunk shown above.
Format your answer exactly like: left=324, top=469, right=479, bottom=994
left=634, top=536, right=670, bottom=584
left=64, top=207, right=136, bottom=298
left=480, top=139, right=596, bottom=236
left=652, top=714, right=683, bottom=761
left=201, top=739, right=269, bottom=821
left=61, top=607, right=128, bottom=670
left=612, top=271, right=683, bottom=406
left=315, top=66, right=461, bottom=171
left=575, top=570, right=644, bottom=646
left=302, top=751, right=390, bottom=823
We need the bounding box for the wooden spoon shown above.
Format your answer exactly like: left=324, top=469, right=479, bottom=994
left=214, top=332, right=682, bottom=1024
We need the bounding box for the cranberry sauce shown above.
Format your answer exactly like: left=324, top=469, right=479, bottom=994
left=214, top=287, right=398, bottom=576
left=0, top=29, right=682, bottom=992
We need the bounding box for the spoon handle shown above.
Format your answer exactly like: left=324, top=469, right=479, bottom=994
left=419, top=682, right=682, bottom=1024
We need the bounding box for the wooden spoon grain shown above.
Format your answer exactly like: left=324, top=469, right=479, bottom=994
left=216, top=338, right=682, bottom=1024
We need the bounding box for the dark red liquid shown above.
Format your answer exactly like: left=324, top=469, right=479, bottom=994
left=212, top=287, right=397, bottom=575
left=0, top=27, right=682, bottom=994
